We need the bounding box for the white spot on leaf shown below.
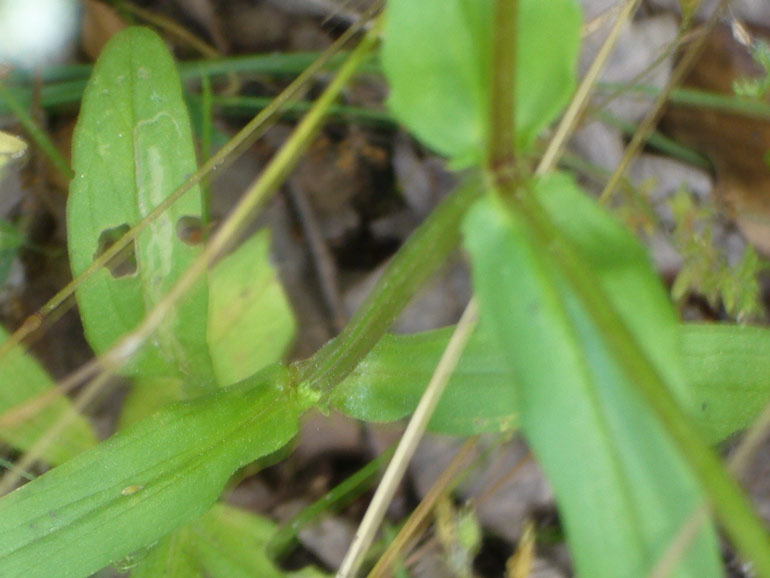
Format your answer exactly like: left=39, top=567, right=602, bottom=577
left=121, top=484, right=143, bottom=496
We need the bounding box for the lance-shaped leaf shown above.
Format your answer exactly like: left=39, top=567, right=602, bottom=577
left=381, top=0, right=581, bottom=166
left=332, top=322, right=770, bottom=443
left=131, top=504, right=327, bottom=578
left=67, top=27, right=215, bottom=385
left=0, top=325, right=98, bottom=465
left=0, top=365, right=316, bottom=578
left=463, top=174, right=722, bottom=577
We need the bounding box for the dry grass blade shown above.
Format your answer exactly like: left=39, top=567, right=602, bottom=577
left=122, top=1, right=221, bottom=59
left=336, top=298, right=479, bottom=578
left=536, top=0, right=643, bottom=176
left=468, top=450, right=532, bottom=509
left=506, top=521, right=536, bottom=578
left=619, top=4, right=770, bottom=576
left=367, top=437, right=479, bottom=578
left=356, top=3, right=644, bottom=574
left=0, top=6, right=378, bottom=455
left=599, top=0, right=732, bottom=204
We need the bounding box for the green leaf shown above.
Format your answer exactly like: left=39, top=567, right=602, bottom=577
left=297, top=177, right=483, bottom=393
left=331, top=326, right=516, bottom=435
left=0, top=365, right=316, bottom=578
left=535, top=177, right=691, bottom=408
left=120, top=229, right=297, bottom=427
left=682, top=324, right=770, bottom=443
left=381, top=0, right=581, bottom=166
left=127, top=531, right=203, bottom=577
left=118, top=376, right=184, bottom=429
left=332, top=321, right=770, bottom=444
left=462, top=175, right=721, bottom=577
left=0, top=325, right=97, bottom=465
left=132, top=504, right=327, bottom=578
left=208, top=230, right=296, bottom=386
left=0, top=131, right=27, bottom=178
left=67, top=27, right=215, bottom=385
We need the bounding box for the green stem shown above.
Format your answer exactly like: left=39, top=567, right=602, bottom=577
left=0, top=457, right=34, bottom=481
left=597, top=81, right=770, bottom=121
left=509, top=187, right=770, bottom=578
left=597, top=111, right=710, bottom=170
left=295, top=177, right=483, bottom=394
left=489, top=0, right=518, bottom=185
left=0, top=83, right=73, bottom=182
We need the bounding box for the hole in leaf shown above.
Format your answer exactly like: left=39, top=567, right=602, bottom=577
left=473, top=534, right=513, bottom=578
left=176, top=216, right=204, bottom=246
left=95, top=224, right=137, bottom=278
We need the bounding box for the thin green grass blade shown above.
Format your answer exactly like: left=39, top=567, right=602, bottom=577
left=267, top=444, right=395, bottom=561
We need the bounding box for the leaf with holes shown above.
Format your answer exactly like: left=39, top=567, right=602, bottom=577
left=67, top=27, right=215, bottom=386
left=0, top=325, right=98, bottom=465
left=116, top=231, right=296, bottom=428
